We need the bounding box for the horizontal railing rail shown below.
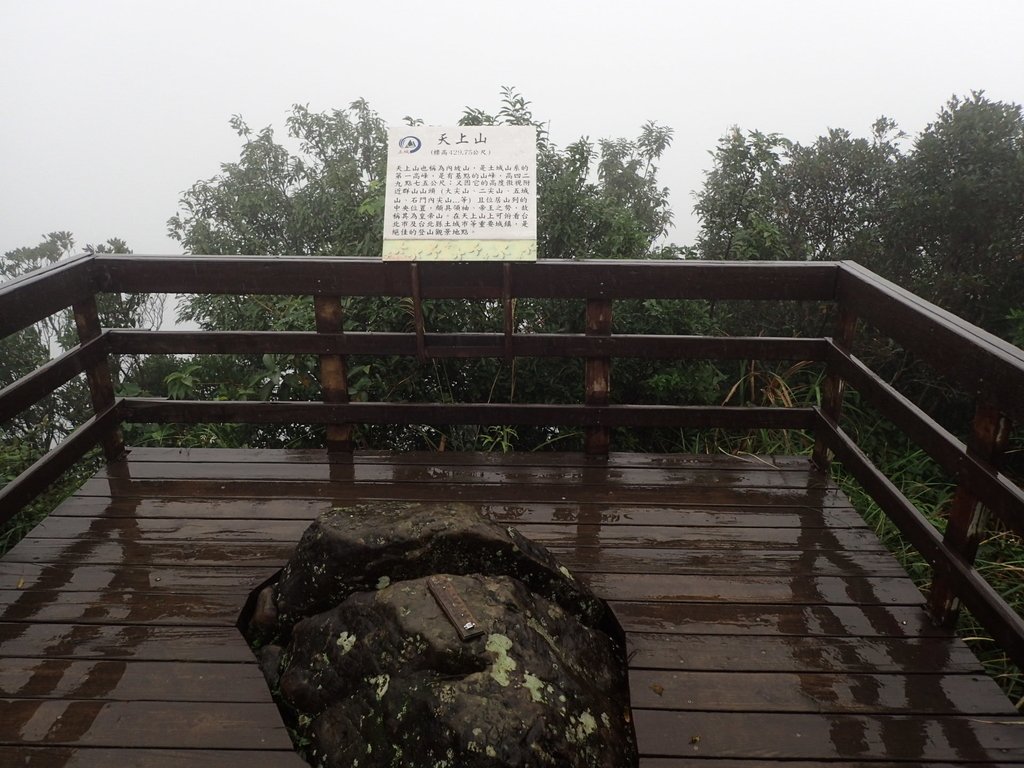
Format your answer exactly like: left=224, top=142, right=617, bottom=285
left=107, top=329, right=827, bottom=361
left=92, top=255, right=839, bottom=300
left=1, top=253, right=1023, bottom=672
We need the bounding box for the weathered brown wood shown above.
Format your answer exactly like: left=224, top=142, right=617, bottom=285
left=0, top=747, right=308, bottom=767
left=585, top=297, right=612, bottom=455
left=0, top=623, right=253, bottom=662
left=0, top=700, right=292, bottom=748
left=929, top=400, right=1013, bottom=626
left=26, top=515, right=884, bottom=551
left=631, top=710, right=1024, bottom=762
left=812, top=305, right=857, bottom=470
left=2, top=539, right=296, bottom=568
left=557, top=548, right=907, bottom=577
left=0, top=589, right=249, bottom=626
left=0, top=563, right=276, bottom=593
left=5, top=540, right=907, bottom=577
left=94, top=255, right=841, bottom=301
left=628, top=670, right=1016, bottom=714
left=625, top=634, right=982, bottom=673
left=579, top=572, right=923, bottom=605
left=0, top=335, right=107, bottom=424
left=108, top=327, right=828, bottom=361
left=71, top=297, right=123, bottom=460
left=90, top=458, right=830, bottom=489
left=0, top=659, right=270, bottom=702
left=73, top=476, right=848, bottom=506
left=3, top=448, right=1021, bottom=764
left=638, top=761, right=1020, bottom=768
left=47, top=496, right=864, bottom=527
left=609, top=602, right=953, bottom=638
left=0, top=253, right=96, bottom=338
left=313, top=295, right=353, bottom=455
left=118, top=445, right=814, bottom=470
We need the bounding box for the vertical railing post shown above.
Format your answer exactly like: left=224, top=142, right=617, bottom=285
left=811, top=305, right=858, bottom=471
left=584, top=298, right=612, bottom=456
left=72, top=295, right=124, bottom=460
left=928, top=399, right=1011, bottom=627
left=314, top=295, right=353, bottom=457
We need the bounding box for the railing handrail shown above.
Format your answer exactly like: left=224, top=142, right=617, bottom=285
left=0, top=252, right=96, bottom=338
left=91, top=254, right=840, bottom=300
left=838, top=261, right=1024, bottom=422
left=2, top=252, right=1024, bottom=670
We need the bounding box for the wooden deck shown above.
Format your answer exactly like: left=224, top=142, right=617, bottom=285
left=1, top=448, right=1023, bottom=766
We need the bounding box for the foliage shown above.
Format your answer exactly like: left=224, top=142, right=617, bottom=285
left=694, top=91, right=1024, bottom=343
left=165, top=89, right=681, bottom=450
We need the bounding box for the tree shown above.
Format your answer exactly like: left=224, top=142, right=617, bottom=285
left=165, top=90, right=685, bottom=450
left=886, top=92, right=1024, bottom=336
left=694, top=128, right=791, bottom=261
left=693, top=92, right=1024, bottom=342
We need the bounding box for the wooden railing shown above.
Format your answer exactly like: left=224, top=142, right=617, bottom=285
left=1, top=254, right=1023, bottom=667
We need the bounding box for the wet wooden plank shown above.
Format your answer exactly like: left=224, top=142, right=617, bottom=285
left=95, top=459, right=830, bottom=489
left=557, top=548, right=907, bottom=577
left=0, top=747, right=307, bottom=768
left=518, top=523, right=885, bottom=551
left=0, top=623, right=253, bottom=662
left=579, top=573, right=923, bottom=606
left=638, top=760, right=1021, bottom=767
left=25, top=515, right=887, bottom=550
left=3, top=447, right=1020, bottom=763
left=75, top=477, right=845, bottom=507
left=628, top=670, right=1017, bottom=714
left=3, top=538, right=298, bottom=568
left=0, top=590, right=246, bottom=626
left=122, top=446, right=813, bottom=470
left=610, top=602, right=953, bottom=638
left=26, top=516, right=310, bottom=543
left=632, top=710, right=1024, bottom=762
left=0, top=659, right=270, bottom=702
left=50, top=496, right=868, bottom=528
left=3, top=540, right=902, bottom=577
left=0, top=700, right=291, bottom=749
left=626, top=634, right=983, bottom=673
left=0, top=563, right=275, bottom=593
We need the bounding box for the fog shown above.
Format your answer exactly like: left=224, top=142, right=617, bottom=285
left=2, top=0, right=1022, bottom=255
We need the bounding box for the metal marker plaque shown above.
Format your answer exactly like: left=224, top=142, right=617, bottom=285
left=427, top=574, right=485, bottom=641
left=383, top=125, right=537, bottom=261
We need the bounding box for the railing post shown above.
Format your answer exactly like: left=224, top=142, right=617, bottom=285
left=72, top=296, right=124, bottom=460
left=314, top=296, right=353, bottom=457
left=811, top=305, right=858, bottom=471
left=585, top=298, right=612, bottom=456
left=928, top=399, right=1012, bottom=627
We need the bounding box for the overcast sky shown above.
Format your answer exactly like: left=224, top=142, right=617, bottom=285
left=2, top=0, right=1023, bottom=258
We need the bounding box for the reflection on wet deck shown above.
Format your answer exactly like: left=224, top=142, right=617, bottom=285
left=1, top=448, right=1022, bottom=766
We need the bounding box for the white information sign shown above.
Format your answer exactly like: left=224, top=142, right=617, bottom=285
left=382, top=125, right=537, bottom=261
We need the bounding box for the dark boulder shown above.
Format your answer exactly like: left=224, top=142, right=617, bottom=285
left=250, top=502, right=637, bottom=767
left=271, top=501, right=610, bottom=634
left=274, top=573, right=635, bottom=768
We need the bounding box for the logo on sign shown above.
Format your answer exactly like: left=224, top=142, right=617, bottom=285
left=397, top=136, right=422, bottom=153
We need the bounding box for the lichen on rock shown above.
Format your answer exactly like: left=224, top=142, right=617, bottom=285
left=249, top=502, right=637, bottom=768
